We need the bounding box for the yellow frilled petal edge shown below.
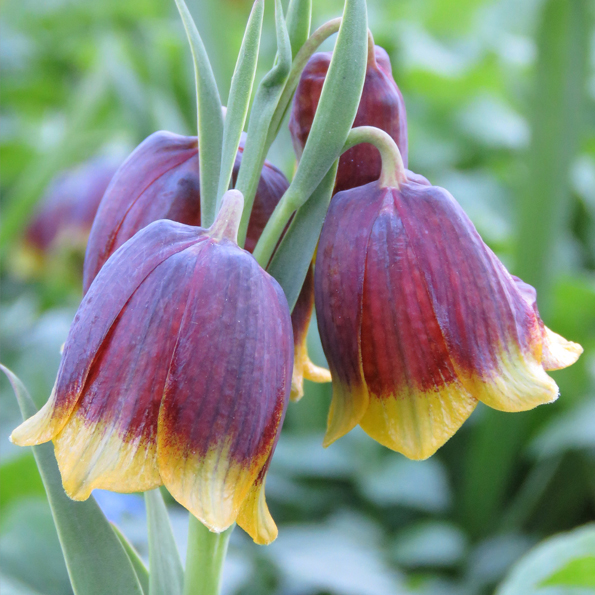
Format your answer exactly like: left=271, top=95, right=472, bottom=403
left=290, top=341, right=332, bottom=402
left=237, top=475, right=278, bottom=545
left=323, top=379, right=370, bottom=448
left=467, top=342, right=560, bottom=413
left=359, top=380, right=477, bottom=461
left=53, top=413, right=161, bottom=500
left=157, top=437, right=265, bottom=535
left=10, top=385, right=68, bottom=446
left=541, top=326, right=583, bottom=371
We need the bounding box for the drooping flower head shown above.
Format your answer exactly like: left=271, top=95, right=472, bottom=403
left=11, top=190, right=293, bottom=544
left=315, top=164, right=582, bottom=460
left=290, top=45, right=408, bottom=193
left=17, top=157, right=119, bottom=276
left=83, top=131, right=289, bottom=292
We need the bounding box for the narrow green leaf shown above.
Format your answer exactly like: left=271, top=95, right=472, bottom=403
left=267, top=162, right=337, bottom=310
left=540, top=555, right=595, bottom=588
left=1, top=365, right=144, bottom=595
left=112, top=525, right=150, bottom=595
left=145, top=489, right=184, bottom=595
left=286, top=0, right=312, bottom=57
left=253, top=0, right=368, bottom=267
left=174, top=0, right=224, bottom=228
left=236, top=0, right=292, bottom=247
left=216, top=0, right=265, bottom=207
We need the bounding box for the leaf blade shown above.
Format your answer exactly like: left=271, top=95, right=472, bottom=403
left=1, top=365, right=144, bottom=595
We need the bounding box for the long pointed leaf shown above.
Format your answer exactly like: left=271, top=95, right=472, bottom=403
left=267, top=161, right=337, bottom=310
left=253, top=0, right=368, bottom=267
left=216, top=0, right=265, bottom=207
left=286, top=0, right=312, bottom=57
left=145, top=489, right=184, bottom=595
left=236, top=0, right=292, bottom=246
left=174, top=0, right=224, bottom=228
left=1, top=365, right=144, bottom=595
left=112, top=525, right=150, bottom=595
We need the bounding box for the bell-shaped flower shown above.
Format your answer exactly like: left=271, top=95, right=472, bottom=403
left=315, top=172, right=582, bottom=460
left=17, top=158, right=118, bottom=277
left=83, top=130, right=288, bottom=292
left=11, top=191, right=293, bottom=545
left=290, top=45, right=408, bottom=193
left=290, top=265, right=332, bottom=401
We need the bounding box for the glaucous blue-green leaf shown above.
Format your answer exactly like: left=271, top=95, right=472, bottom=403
left=254, top=0, right=368, bottom=267
left=216, top=0, right=264, bottom=207
left=286, top=0, right=312, bottom=57
left=145, top=489, right=183, bottom=595
left=236, top=0, right=291, bottom=247
left=174, top=0, right=224, bottom=228
left=112, top=524, right=150, bottom=595
left=496, top=524, right=595, bottom=595
left=1, top=365, right=144, bottom=595
left=267, top=162, right=337, bottom=309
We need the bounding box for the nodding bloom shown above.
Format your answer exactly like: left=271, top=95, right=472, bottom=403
left=290, top=265, right=331, bottom=401
left=315, top=172, right=583, bottom=460
left=11, top=191, right=293, bottom=545
left=290, top=45, right=408, bottom=193
left=19, top=158, right=118, bottom=275
left=83, top=130, right=288, bottom=292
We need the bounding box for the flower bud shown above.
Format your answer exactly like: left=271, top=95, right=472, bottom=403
left=289, top=46, right=408, bottom=193
left=83, top=131, right=289, bottom=292
left=12, top=191, right=293, bottom=545
left=315, top=177, right=582, bottom=460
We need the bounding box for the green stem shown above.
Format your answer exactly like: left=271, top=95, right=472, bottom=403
left=182, top=516, right=233, bottom=595
left=253, top=125, right=403, bottom=268
left=267, top=20, right=376, bottom=149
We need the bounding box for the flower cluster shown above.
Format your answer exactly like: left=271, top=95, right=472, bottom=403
left=12, top=38, right=582, bottom=547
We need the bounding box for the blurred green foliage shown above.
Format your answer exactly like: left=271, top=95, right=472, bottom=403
left=1, top=0, right=595, bottom=593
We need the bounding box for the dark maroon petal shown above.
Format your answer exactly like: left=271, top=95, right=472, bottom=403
left=83, top=131, right=199, bottom=292
left=289, top=46, right=408, bottom=193
left=157, top=239, right=293, bottom=529
left=314, top=182, right=386, bottom=443
left=55, top=221, right=205, bottom=425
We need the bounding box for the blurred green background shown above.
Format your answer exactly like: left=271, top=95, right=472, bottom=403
left=1, top=0, right=595, bottom=593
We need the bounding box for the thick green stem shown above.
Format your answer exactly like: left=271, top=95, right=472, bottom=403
left=182, top=517, right=233, bottom=595
left=253, top=125, right=403, bottom=268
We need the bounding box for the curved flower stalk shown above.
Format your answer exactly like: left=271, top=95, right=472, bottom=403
left=11, top=191, right=293, bottom=545
left=290, top=43, right=408, bottom=192
left=315, top=128, right=583, bottom=460
left=83, top=131, right=289, bottom=292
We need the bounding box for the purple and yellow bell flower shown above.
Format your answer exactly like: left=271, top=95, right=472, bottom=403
left=83, top=130, right=289, bottom=292
left=315, top=146, right=582, bottom=460
left=290, top=44, right=408, bottom=193
left=290, top=265, right=332, bottom=401
left=11, top=190, right=293, bottom=545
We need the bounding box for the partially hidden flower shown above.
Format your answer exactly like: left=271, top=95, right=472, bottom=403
left=17, top=157, right=119, bottom=277
left=315, top=176, right=583, bottom=460
left=83, top=130, right=289, bottom=292
left=11, top=190, right=293, bottom=545
left=290, top=265, right=332, bottom=401
left=290, top=45, right=408, bottom=193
